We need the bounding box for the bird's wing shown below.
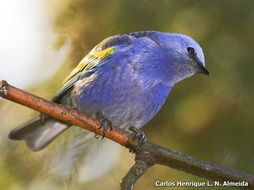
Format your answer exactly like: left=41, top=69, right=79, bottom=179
left=52, top=34, right=136, bottom=103
left=52, top=46, right=115, bottom=102
left=52, top=32, right=161, bottom=103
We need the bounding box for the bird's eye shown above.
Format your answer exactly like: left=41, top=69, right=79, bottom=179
left=187, top=47, right=195, bottom=55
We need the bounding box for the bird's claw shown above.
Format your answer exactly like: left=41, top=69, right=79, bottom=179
left=95, top=112, right=112, bottom=139
left=128, top=126, right=147, bottom=153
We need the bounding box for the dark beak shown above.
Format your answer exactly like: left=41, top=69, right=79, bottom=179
left=197, top=61, right=209, bottom=75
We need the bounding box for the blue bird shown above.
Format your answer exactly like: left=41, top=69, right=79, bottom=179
left=9, top=31, right=208, bottom=180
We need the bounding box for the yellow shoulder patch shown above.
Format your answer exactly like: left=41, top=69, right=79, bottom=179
left=88, top=46, right=115, bottom=59
left=61, top=47, right=115, bottom=85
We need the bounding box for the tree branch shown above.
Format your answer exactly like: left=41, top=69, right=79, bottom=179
left=1, top=80, right=254, bottom=190
left=0, top=80, right=130, bottom=147
left=121, top=142, right=254, bottom=189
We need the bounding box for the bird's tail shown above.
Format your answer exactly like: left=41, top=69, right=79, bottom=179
left=8, top=115, right=69, bottom=151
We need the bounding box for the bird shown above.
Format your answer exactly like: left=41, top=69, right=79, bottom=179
left=8, top=31, right=209, bottom=180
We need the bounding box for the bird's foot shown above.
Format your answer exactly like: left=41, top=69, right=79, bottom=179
left=128, top=126, right=147, bottom=153
left=95, top=112, right=112, bottom=139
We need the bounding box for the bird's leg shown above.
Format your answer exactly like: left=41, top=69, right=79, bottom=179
left=128, top=126, right=147, bottom=153
left=95, top=112, right=113, bottom=138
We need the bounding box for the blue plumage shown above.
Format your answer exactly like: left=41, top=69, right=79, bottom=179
left=9, top=31, right=209, bottom=150
left=72, top=35, right=172, bottom=128
left=70, top=31, right=207, bottom=129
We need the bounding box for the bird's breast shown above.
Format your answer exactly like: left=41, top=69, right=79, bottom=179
left=72, top=66, right=171, bottom=129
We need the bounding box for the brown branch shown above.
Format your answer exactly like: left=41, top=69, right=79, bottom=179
left=0, top=80, right=130, bottom=147
left=1, top=80, right=254, bottom=190
left=121, top=143, right=254, bottom=189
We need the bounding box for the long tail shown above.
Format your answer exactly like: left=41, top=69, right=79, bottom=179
left=9, top=116, right=69, bottom=151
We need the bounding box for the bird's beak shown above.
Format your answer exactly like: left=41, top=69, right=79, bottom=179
left=197, top=61, right=209, bottom=75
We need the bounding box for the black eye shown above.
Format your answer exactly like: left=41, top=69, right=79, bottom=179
left=187, top=47, right=195, bottom=55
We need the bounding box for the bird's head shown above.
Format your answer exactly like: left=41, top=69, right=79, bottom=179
left=158, top=33, right=209, bottom=85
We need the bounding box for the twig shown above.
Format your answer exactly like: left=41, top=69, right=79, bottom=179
left=0, top=80, right=130, bottom=147
left=1, top=80, right=254, bottom=190
left=121, top=142, right=254, bottom=189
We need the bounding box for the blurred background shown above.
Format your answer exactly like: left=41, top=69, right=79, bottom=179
left=0, top=0, right=254, bottom=189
